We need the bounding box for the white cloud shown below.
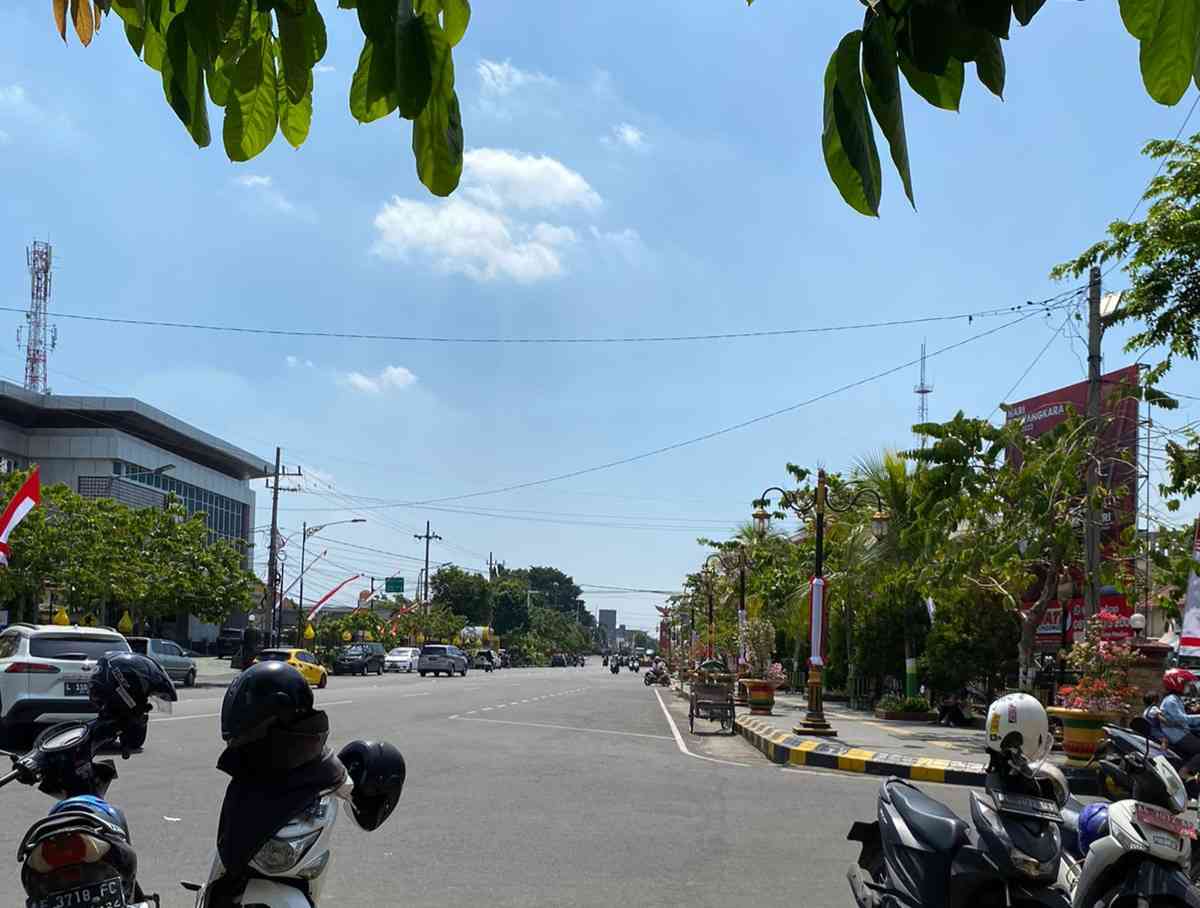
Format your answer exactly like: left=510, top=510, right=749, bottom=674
left=285, top=355, right=299, bottom=367
left=0, top=85, right=28, bottom=109
left=477, top=59, right=552, bottom=97
left=371, top=147, right=607, bottom=283
left=462, top=148, right=601, bottom=212
left=605, top=122, right=646, bottom=151
left=233, top=174, right=313, bottom=220
left=373, top=197, right=572, bottom=283
left=591, top=226, right=648, bottom=264
left=340, top=365, right=418, bottom=394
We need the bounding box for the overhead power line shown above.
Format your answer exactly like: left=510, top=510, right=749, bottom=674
left=0, top=296, right=1075, bottom=346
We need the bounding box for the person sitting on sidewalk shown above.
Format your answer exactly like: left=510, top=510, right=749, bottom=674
left=1158, top=669, right=1200, bottom=779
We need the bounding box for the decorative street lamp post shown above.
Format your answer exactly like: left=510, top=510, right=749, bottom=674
left=700, top=553, right=724, bottom=660
left=754, top=469, right=888, bottom=737
left=297, top=518, right=366, bottom=645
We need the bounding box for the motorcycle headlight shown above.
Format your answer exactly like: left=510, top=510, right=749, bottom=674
left=1113, top=822, right=1147, bottom=853
left=252, top=830, right=321, bottom=875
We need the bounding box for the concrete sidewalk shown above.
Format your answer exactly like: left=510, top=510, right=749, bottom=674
left=192, top=656, right=240, bottom=688
left=737, top=693, right=1098, bottom=793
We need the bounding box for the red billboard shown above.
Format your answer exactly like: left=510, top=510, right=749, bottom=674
left=1003, top=364, right=1140, bottom=539
left=1033, top=594, right=1133, bottom=648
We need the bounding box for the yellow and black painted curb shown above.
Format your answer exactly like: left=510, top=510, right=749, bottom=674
left=736, top=715, right=986, bottom=786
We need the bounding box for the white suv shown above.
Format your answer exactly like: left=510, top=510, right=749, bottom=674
left=0, top=624, right=131, bottom=729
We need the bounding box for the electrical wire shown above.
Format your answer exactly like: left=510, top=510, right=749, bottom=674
left=988, top=308, right=1077, bottom=420
left=0, top=297, right=1076, bottom=346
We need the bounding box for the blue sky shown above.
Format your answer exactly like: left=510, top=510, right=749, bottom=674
left=2, top=2, right=1198, bottom=630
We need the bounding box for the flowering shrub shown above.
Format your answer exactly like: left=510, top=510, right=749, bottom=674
left=765, top=662, right=787, bottom=684
left=1057, top=611, right=1137, bottom=713
left=740, top=618, right=776, bottom=677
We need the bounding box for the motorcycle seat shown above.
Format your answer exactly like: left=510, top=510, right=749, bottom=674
left=888, top=782, right=970, bottom=853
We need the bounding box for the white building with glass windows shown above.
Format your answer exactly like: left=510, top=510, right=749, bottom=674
left=0, top=381, right=270, bottom=642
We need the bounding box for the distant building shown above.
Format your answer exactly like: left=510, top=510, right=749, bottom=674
left=0, top=381, right=269, bottom=643
left=598, top=609, right=616, bottom=647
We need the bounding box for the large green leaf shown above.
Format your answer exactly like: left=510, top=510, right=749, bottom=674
left=395, top=11, right=434, bottom=119
left=357, top=0, right=395, bottom=43
left=277, top=5, right=312, bottom=102
left=413, top=90, right=463, bottom=196
left=162, top=13, right=211, bottom=146
left=822, top=30, right=882, bottom=217
left=440, top=0, right=470, bottom=47
left=964, top=0, right=1011, bottom=39
left=1012, top=0, right=1046, bottom=26
left=1139, top=0, right=1199, bottom=105
left=862, top=15, right=913, bottom=207
left=207, top=55, right=231, bottom=106
left=350, top=37, right=399, bottom=122
left=278, top=70, right=313, bottom=148
left=412, top=10, right=462, bottom=196
left=904, top=1, right=954, bottom=75
left=217, top=0, right=252, bottom=63
left=222, top=34, right=278, bottom=161
left=975, top=34, right=1005, bottom=98
left=900, top=56, right=964, bottom=111
left=1119, top=0, right=1163, bottom=39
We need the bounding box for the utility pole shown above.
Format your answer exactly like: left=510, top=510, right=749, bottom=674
left=264, top=447, right=302, bottom=646
left=413, top=521, right=441, bottom=609
left=1085, top=265, right=1103, bottom=618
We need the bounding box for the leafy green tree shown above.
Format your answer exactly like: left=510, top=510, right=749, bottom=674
left=909, top=412, right=1113, bottom=689
left=430, top=565, right=490, bottom=625
left=802, top=0, right=1200, bottom=216
left=921, top=591, right=1019, bottom=698
left=490, top=576, right=529, bottom=636
left=57, top=0, right=469, bottom=196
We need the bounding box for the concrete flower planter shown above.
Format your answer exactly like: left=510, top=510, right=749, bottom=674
left=743, top=679, right=781, bottom=715
left=1046, top=706, right=1122, bottom=766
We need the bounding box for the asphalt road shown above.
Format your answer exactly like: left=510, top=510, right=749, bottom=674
left=0, top=667, right=982, bottom=906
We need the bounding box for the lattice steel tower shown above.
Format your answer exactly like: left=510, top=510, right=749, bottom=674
left=914, top=341, right=933, bottom=447
left=20, top=241, right=56, bottom=394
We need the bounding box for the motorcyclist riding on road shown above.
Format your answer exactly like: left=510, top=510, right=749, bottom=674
left=1159, top=668, right=1200, bottom=779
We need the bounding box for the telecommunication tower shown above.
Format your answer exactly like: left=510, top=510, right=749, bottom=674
left=19, top=241, right=57, bottom=394
left=914, top=341, right=933, bottom=447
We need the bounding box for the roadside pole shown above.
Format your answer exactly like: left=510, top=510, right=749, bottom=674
left=1084, top=265, right=1102, bottom=617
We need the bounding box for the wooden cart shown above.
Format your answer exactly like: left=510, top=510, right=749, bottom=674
left=689, top=673, right=735, bottom=734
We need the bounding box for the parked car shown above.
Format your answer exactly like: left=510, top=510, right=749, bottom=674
left=333, top=641, right=386, bottom=676
left=216, top=626, right=243, bottom=659
left=127, top=636, right=197, bottom=687
left=254, top=648, right=328, bottom=688
left=550, top=653, right=567, bottom=667
left=471, top=650, right=497, bottom=672
left=0, top=623, right=132, bottom=735
left=418, top=644, right=468, bottom=677
left=384, top=646, right=419, bottom=673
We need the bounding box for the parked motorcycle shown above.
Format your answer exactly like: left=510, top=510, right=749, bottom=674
left=184, top=662, right=406, bottom=907
left=4, top=652, right=177, bottom=908
left=1058, top=721, right=1200, bottom=907
left=847, top=693, right=1072, bottom=908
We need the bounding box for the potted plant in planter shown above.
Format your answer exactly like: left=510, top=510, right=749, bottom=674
left=1047, top=610, right=1137, bottom=766
left=739, top=618, right=780, bottom=715
left=873, top=694, right=935, bottom=721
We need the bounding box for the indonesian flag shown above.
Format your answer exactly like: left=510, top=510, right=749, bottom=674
left=0, top=468, right=40, bottom=566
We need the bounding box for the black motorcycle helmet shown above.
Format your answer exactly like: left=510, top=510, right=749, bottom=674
left=337, top=740, right=406, bottom=831
left=90, top=653, right=177, bottom=719
left=220, top=661, right=328, bottom=771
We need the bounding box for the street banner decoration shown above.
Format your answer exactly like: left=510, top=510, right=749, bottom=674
left=810, top=576, right=829, bottom=667
left=306, top=574, right=363, bottom=622
left=1178, top=519, right=1200, bottom=657
left=0, top=466, right=40, bottom=566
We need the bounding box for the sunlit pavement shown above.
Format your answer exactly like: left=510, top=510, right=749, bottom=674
left=0, top=667, right=982, bottom=907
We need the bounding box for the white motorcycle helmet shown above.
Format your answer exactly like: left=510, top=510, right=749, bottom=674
left=986, top=693, right=1052, bottom=768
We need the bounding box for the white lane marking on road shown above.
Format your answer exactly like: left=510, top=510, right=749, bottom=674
left=452, top=716, right=672, bottom=740
left=495, top=704, right=506, bottom=708
left=448, top=714, right=459, bottom=720
left=652, top=689, right=751, bottom=768
left=481, top=707, right=492, bottom=711
left=155, top=699, right=356, bottom=723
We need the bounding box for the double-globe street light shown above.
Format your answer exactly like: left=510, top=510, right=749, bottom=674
left=296, top=518, right=366, bottom=645
left=754, top=469, right=888, bottom=737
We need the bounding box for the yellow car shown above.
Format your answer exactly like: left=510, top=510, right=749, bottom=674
left=254, top=648, right=328, bottom=688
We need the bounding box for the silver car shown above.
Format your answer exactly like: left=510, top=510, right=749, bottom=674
left=384, top=646, right=419, bottom=673
left=127, top=637, right=197, bottom=687
left=418, top=644, right=468, bottom=677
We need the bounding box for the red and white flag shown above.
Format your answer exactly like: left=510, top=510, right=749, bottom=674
left=1178, top=519, right=1200, bottom=656
left=0, top=467, right=40, bottom=566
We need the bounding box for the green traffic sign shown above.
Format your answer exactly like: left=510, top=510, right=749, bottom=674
left=385, top=577, right=404, bottom=593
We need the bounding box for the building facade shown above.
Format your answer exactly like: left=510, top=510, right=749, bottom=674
left=598, top=608, right=617, bottom=648
left=0, top=381, right=270, bottom=641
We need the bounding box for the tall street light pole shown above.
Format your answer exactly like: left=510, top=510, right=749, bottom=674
left=297, top=518, right=366, bottom=645
left=701, top=553, right=723, bottom=660
left=754, top=470, right=888, bottom=738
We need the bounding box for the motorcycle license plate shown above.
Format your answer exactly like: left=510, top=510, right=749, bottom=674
left=26, top=877, right=126, bottom=908
left=991, top=790, right=1061, bottom=821
left=1136, top=804, right=1197, bottom=840
left=63, top=680, right=89, bottom=697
